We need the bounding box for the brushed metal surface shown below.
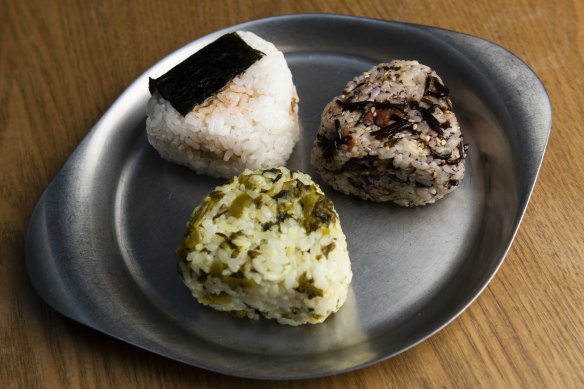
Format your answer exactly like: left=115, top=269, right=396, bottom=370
left=25, top=14, right=551, bottom=379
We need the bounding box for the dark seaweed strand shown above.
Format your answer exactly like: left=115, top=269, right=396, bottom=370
left=317, top=119, right=353, bottom=160
left=343, top=81, right=366, bottom=95
left=348, top=172, right=408, bottom=192
left=317, top=119, right=341, bottom=160
left=420, top=106, right=444, bottom=135
left=347, top=176, right=365, bottom=190
left=314, top=132, right=333, bottom=160
left=460, top=141, right=469, bottom=158
left=443, top=142, right=468, bottom=165
left=357, top=107, right=373, bottom=125
left=445, top=158, right=462, bottom=165
left=430, top=150, right=452, bottom=160
left=333, top=118, right=353, bottom=149
left=415, top=180, right=434, bottom=188
left=424, top=75, right=450, bottom=98
left=408, top=100, right=420, bottom=110
left=424, top=74, right=431, bottom=93
left=378, top=64, right=402, bottom=72
left=332, top=119, right=342, bottom=155
left=337, top=121, right=353, bottom=146
left=387, top=173, right=409, bottom=184
left=340, top=155, right=379, bottom=172
left=370, top=115, right=414, bottom=140
left=149, top=32, right=265, bottom=116
left=412, top=100, right=451, bottom=136
left=431, top=141, right=467, bottom=165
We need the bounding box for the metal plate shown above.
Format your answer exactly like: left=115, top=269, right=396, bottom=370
left=25, top=14, right=551, bottom=379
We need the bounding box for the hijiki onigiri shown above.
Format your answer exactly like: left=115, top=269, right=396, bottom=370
left=311, top=60, right=466, bottom=206
left=146, top=31, right=299, bottom=178
left=177, top=167, right=353, bottom=326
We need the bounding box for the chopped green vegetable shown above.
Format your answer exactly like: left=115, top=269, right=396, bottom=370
left=209, top=261, right=226, bottom=277
left=303, top=194, right=336, bottom=233
left=178, top=191, right=225, bottom=255
left=302, top=192, right=320, bottom=221
left=223, top=274, right=253, bottom=289
left=295, top=273, right=324, bottom=299
left=200, top=292, right=231, bottom=305
left=247, top=249, right=260, bottom=258
left=228, top=192, right=253, bottom=218
left=321, top=242, right=336, bottom=258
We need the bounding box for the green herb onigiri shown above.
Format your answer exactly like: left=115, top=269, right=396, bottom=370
left=177, top=167, right=353, bottom=326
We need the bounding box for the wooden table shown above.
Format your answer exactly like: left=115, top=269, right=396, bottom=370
left=2, top=0, right=583, bottom=387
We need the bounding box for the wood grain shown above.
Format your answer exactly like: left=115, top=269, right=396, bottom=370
left=2, top=0, right=583, bottom=387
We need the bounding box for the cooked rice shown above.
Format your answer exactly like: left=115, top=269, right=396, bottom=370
left=146, top=31, right=299, bottom=178
left=177, top=167, right=353, bottom=326
left=311, top=60, right=466, bottom=206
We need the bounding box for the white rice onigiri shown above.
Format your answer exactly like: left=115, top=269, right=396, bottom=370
left=177, top=167, right=353, bottom=326
left=146, top=31, right=299, bottom=178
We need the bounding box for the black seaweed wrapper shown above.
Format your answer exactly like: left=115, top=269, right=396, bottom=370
left=149, top=32, right=265, bottom=116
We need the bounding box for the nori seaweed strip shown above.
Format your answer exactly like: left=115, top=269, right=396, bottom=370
left=149, top=32, right=265, bottom=116
left=336, top=100, right=406, bottom=111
